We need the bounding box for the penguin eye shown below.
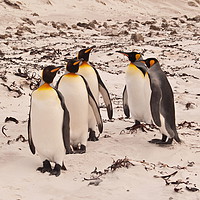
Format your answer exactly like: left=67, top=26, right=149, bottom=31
left=150, top=60, right=155, bottom=67
left=135, top=54, right=141, bottom=60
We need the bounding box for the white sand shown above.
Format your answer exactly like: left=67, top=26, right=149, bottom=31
left=0, top=0, right=200, bottom=199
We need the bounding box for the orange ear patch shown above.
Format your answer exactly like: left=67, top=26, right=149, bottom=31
left=150, top=60, right=155, bottom=67
left=135, top=54, right=141, bottom=60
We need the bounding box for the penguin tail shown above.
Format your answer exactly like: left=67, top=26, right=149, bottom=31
left=174, top=134, right=182, bottom=144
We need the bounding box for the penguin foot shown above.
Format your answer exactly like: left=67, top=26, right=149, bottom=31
left=88, top=129, right=99, bottom=141
left=148, top=139, right=164, bottom=144
left=37, top=160, right=52, bottom=173
left=73, top=144, right=86, bottom=154
left=126, top=124, right=147, bottom=132
left=148, top=138, right=173, bottom=145
left=50, top=164, right=61, bottom=177
left=61, top=162, right=67, bottom=171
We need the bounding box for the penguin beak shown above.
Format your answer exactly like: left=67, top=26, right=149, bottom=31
left=73, top=58, right=84, bottom=66
left=73, top=61, right=81, bottom=65
left=50, top=66, right=64, bottom=73
left=85, top=45, right=96, bottom=53
left=116, top=51, right=128, bottom=57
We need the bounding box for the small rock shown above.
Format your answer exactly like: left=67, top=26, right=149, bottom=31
left=101, top=28, right=119, bottom=36
left=88, top=21, right=96, bottom=29
left=170, top=30, right=177, bottom=35
left=119, top=30, right=129, bottom=35
left=6, top=26, right=12, bottom=30
left=191, top=15, right=200, bottom=22
left=103, top=22, right=108, bottom=28
left=0, top=34, right=12, bottom=39
left=77, top=22, right=92, bottom=29
left=195, top=0, right=200, bottom=4
left=188, top=1, right=198, bottom=7
left=179, top=18, right=186, bottom=23
left=49, top=32, right=59, bottom=37
left=161, top=22, right=169, bottom=29
left=193, top=31, right=200, bottom=36
left=21, top=17, right=35, bottom=26
left=150, top=25, right=160, bottom=31
left=32, top=13, right=39, bottom=17
left=19, top=25, right=35, bottom=33
left=0, top=49, right=5, bottom=57
left=3, top=0, right=20, bottom=9
left=36, top=20, right=48, bottom=26
left=131, top=33, right=144, bottom=42
left=142, top=20, right=156, bottom=25
left=71, top=24, right=78, bottom=29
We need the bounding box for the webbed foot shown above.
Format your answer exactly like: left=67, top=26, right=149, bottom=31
left=50, top=164, right=61, bottom=177
left=73, top=144, right=86, bottom=154
left=126, top=122, right=147, bottom=132
left=149, top=136, right=173, bottom=145
left=37, top=160, right=52, bottom=173
left=61, top=162, right=67, bottom=171
left=88, top=129, right=99, bottom=141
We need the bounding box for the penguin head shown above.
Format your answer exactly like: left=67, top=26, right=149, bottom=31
left=116, top=51, right=143, bottom=63
left=77, top=45, right=95, bottom=62
left=42, top=65, right=63, bottom=83
left=66, top=59, right=82, bottom=73
left=142, top=58, right=159, bottom=68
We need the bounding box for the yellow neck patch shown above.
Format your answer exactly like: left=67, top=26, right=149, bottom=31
left=38, top=83, right=51, bottom=91
left=128, top=63, right=137, bottom=69
left=127, top=63, right=144, bottom=76
left=65, top=73, right=78, bottom=77
left=79, top=61, right=90, bottom=68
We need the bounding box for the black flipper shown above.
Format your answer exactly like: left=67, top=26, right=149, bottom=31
left=55, top=75, right=63, bottom=89
left=28, top=97, right=36, bottom=155
left=54, top=88, right=71, bottom=154
left=81, top=76, right=103, bottom=133
left=92, top=67, right=113, bottom=119
left=149, top=77, right=162, bottom=127
left=88, top=128, right=99, bottom=141
left=122, top=85, right=130, bottom=118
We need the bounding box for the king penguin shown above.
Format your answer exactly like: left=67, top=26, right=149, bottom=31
left=143, top=58, right=181, bottom=144
left=28, top=65, right=71, bottom=177
left=56, top=58, right=103, bottom=153
left=116, top=51, right=152, bottom=131
left=77, top=46, right=113, bottom=141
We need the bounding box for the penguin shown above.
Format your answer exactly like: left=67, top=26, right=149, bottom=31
left=28, top=65, right=71, bottom=177
left=56, top=58, right=103, bottom=153
left=143, top=58, right=181, bottom=144
left=116, top=51, right=152, bottom=131
left=77, top=46, right=113, bottom=141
